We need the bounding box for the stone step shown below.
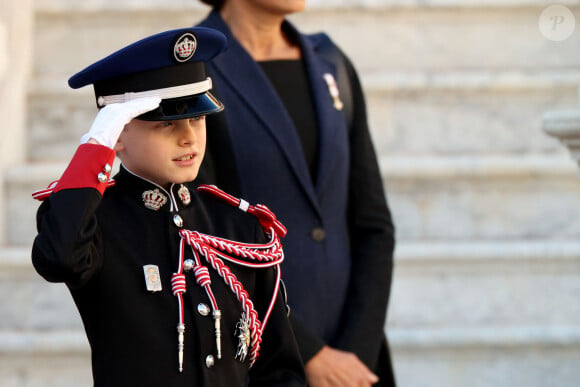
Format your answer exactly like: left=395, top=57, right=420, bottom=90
left=2, top=238, right=579, bottom=330
left=28, top=71, right=580, bottom=161
left=381, top=155, right=580, bottom=240
left=5, top=155, right=579, bottom=245
left=1, top=326, right=579, bottom=387
left=380, top=153, right=578, bottom=178
left=364, top=69, right=580, bottom=92
left=32, top=4, right=580, bottom=84
left=0, top=334, right=90, bottom=387
left=367, top=80, right=578, bottom=158
left=391, top=326, right=580, bottom=387
left=29, top=3, right=580, bottom=161
left=0, top=247, right=83, bottom=331
left=292, top=5, right=580, bottom=73
left=35, top=0, right=569, bottom=12
left=389, top=239, right=580, bottom=328
left=32, top=68, right=580, bottom=94
left=4, top=159, right=120, bottom=246
left=0, top=330, right=87, bottom=355
left=27, top=69, right=580, bottom=162
left=3, top=239, right=578, bottom=385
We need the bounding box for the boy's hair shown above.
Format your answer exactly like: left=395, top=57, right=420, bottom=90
left=200, top=0, right=224, bottom=10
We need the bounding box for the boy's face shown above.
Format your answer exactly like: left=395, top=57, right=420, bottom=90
left=115, top=116, right=206, bottom=188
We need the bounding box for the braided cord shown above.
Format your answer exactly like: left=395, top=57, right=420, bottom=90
left=171, top=185, right=286, bottom=368
left=179, top=225, right=283, bottom=366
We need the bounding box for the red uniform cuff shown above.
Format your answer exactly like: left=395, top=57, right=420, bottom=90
left=53, top=143, right=116, bottom=195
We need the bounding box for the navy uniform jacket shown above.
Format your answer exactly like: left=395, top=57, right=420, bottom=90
left=196, top=11, right=396, bottom=383
left=31, top=144, right=305, bottom=387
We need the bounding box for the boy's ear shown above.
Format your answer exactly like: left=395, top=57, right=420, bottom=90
left=114, top=138, right=125, bottom=152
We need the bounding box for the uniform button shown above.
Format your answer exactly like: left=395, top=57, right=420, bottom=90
left=103, top=163, right=112, bottom=174
left=205, top=355, right=215, bottom=368
left=183, top=259, right=194, bottom=272
left=173, top=214, right=183, bottom=227
left=310, top=227, right=326, bottom=242
left=197, top=303, right=210, bottom=316
left=97, top=172, right=108, bottom=183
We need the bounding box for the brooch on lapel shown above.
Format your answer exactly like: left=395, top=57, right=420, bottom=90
left=142, top=188, right=168, bottom=211
left=323, top=73, right=344, bottom=111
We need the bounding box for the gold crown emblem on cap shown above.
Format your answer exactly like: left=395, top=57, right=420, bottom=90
left=174, top=33, right=197, bottom=63
left=142, top=188, right=168, bottom=211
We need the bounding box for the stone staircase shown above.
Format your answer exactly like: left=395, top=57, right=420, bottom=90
left=2, top=1, right=580, bottom=386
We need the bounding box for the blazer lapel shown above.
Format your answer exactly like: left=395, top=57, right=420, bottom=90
left=199, top=13, right=320, bottom=209
left=297, top=32, right=347, bottom=197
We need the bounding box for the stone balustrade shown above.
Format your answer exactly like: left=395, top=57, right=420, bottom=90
left=543, top=103, right=580, bottom=172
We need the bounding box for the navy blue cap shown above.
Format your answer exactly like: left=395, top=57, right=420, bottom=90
left=68, top=27, right=227, bottom=120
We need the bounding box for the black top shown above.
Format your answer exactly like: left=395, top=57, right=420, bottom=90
left=259, top=59, right=319, bottom=182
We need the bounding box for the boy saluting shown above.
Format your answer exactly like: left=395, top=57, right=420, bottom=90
left=31, top=27, right=305, bottom=387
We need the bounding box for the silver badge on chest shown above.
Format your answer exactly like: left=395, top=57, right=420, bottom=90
left=143, top=264, right=162, bottom=292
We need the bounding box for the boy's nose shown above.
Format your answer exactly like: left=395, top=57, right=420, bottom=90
left=178, top=119, right=200, bottom=144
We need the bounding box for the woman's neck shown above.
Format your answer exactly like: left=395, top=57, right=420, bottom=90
left=219, top=3, right=301, bottom=61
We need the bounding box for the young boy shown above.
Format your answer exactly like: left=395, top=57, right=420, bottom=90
left=31, top=27, right=305, bottom=386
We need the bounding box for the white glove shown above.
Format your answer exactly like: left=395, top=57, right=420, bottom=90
left=80, top=97, right=162, bottom=148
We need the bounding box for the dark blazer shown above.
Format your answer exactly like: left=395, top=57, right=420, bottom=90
left=196, top=11, right=396, bottom=384
left=32, top=161, right=305, bottom=387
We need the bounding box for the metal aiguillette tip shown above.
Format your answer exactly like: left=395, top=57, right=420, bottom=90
left=177, top=323, right=185, bottom=372
left=214, top=309, right=222, bottom=359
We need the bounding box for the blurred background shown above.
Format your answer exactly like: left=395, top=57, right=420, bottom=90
left=1, top=0, right=580, bottom=386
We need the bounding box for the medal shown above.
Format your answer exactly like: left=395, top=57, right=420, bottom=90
left=323, top=73, right=344, bottom=111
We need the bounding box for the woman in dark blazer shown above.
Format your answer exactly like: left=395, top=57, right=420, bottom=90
left=195, top=1, right=396, bottom=385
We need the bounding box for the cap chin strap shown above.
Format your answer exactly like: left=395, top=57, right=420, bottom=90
left=96, top=77, right=213, bottom=107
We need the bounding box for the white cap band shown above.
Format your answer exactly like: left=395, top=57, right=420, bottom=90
left=97, top=77, right=212, bottom=107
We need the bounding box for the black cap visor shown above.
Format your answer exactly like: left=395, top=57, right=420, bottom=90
left=136, top=91, right=224, bottom=121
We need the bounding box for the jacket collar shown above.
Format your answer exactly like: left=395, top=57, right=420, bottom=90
left=113, top=165, right=193, bottom=212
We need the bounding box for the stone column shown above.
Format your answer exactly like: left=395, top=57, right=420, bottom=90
left=543, top=98, right=580, bottom=173
left=0, top=0, right=33, bottom=245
